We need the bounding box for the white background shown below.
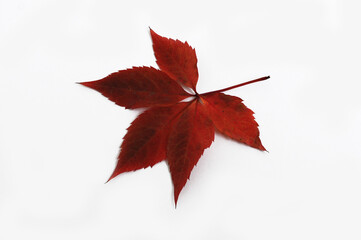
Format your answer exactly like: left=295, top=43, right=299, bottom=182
left=1, top=0, right=361, bottom=239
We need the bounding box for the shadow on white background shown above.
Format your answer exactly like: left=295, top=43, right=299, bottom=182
left=0, top=0, right=360, bottom=239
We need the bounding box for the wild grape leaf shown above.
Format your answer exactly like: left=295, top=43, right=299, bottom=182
left=80, top=29, right=269, bottom=206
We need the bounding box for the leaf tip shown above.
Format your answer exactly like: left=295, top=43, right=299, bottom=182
left=259, top=145, right=267, bottom=151
left=174, top=192, right=180, bottom=208
left=106, top=170, right=120, bottom=183
left=149, top=27, right=156, bottom=36
left=254, top=138, right=267, bottom=151
left=77, top=81, right=93, bottom=88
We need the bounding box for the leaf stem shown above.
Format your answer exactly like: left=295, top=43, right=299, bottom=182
left=200, top=76, right=270, bottom=96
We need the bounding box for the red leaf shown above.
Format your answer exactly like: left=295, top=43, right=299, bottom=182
left=80, top=29, right=269, bottom=206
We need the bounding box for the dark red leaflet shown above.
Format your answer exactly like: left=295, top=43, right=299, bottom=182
left=201, top=92, right=265, bottom=151
left=150, top=29, right=199, bottom=91
left=79, top=67, right=190, bottom=109
left=108, top=102, right=191, bottom=181
left=167, top=100, right=214, bottom=205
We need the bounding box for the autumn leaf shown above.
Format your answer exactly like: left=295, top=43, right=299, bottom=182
left=79, top=28, right=269, bottom=206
